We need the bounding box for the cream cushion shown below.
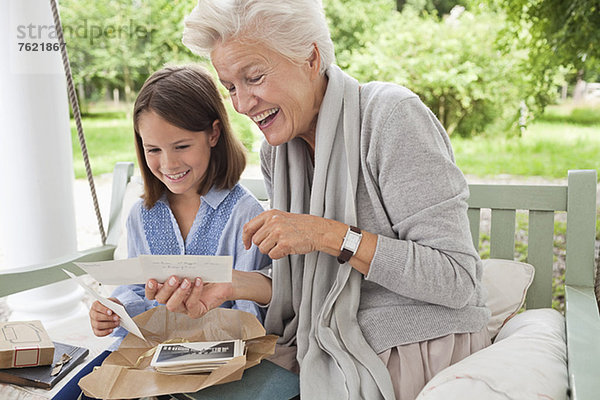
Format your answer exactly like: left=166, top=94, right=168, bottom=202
left=416, top=308, right=568, bottom=400
left=482, top=258, right=535, bottom=339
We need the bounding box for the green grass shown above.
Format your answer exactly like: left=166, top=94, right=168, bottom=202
left=71, top=116, right=136, bottom=178
left=452, top=102, right=600, bottom=180
left=538, top=105, right=600, bottom=126
left=452, top=121, right=600, bottom=179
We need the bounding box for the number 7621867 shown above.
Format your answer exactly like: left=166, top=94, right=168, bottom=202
left=18, top=42, right=66, bottom=51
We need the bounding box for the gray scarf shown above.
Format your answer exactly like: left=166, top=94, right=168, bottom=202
left=264, top=65, right=395, bottom=399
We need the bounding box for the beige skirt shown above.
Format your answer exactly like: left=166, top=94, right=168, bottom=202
left=378, top=327, right=491, bottom=400
left=266, top=328, right=491, bottom=400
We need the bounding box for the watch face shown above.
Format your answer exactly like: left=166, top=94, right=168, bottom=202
left=346, top=232, right=361, bottom=251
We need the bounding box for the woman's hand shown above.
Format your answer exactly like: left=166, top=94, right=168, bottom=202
left=145, top=276, right=233, bottom=319
left=89, top=297, right=121, bottom=337
left=243, top=209, right=376, bottom=275
left=242, top=210, right=339, bottom=259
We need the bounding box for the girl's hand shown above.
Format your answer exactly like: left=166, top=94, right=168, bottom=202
left=89, top=297, right=121, bottom=337
left=145, top=276, right=233, bottom=319
left=242, top=210, right=331, bottom=259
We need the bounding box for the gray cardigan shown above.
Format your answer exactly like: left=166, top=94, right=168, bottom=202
left=261, top=81, right=490, bottom=354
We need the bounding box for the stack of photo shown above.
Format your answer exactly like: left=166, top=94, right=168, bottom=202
left=150, top=340, right=245, bottom=374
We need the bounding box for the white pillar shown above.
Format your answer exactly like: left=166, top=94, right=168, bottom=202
left=0, top=0, right=85, bottom=327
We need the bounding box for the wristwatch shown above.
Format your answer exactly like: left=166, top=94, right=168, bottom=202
left=337, top=225, right=362, bottom=264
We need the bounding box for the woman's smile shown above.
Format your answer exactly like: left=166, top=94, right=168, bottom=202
left=251, top=107, right=280, bottom=129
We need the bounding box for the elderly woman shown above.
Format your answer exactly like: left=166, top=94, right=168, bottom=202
left=146, top=1, right=491, bottom=399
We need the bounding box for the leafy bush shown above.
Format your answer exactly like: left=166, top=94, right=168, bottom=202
left=326, top=1, right=562, bottom=137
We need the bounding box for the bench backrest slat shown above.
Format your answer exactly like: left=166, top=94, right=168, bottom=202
left=468, top=185, right=567, bottom=211
left=106, top=162, right=135, bottom=247
left=467, top=208, right=481, bottom=251
left=489, top=209, right=516, bottom=260
left=526, top=210, right=556, bottom=308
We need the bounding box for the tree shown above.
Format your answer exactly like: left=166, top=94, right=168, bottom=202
left=396, top=0, right=469, bottom=15
left=488, top=0, right=600, bottom=107
left=60, top=0, right=197, bottom=103
left=497, top=0, right=600, bottom=79
left=325, top=0, right=396, bottom=67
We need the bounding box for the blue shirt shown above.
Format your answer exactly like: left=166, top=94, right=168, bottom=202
left=111, top=183, right=271, bottom=339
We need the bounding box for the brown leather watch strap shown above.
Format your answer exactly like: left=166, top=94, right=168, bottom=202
left=337, top=248, right=354, bottom=264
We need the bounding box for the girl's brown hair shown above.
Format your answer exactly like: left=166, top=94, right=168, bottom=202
left=133, top=65, right=246, bottom=208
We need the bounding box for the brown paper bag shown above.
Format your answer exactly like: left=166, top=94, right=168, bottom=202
left=78, top=306, right=277, bottom=399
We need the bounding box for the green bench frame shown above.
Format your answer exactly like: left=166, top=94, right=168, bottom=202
left=0, top=163, right=597, bottom=399
left=468, top=169, right=599, bottom=400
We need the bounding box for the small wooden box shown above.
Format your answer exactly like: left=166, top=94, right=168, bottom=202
left=0, top=321, right=54, bottom=368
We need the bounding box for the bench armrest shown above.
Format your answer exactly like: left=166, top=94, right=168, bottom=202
left=0, top=245, right=116, bottom=297
left=565, top=284, right=600, bottom=400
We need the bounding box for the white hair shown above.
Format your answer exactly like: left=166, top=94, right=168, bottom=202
left=182, top=0, right=335, bottom=74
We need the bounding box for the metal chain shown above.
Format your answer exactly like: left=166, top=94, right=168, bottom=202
left=49, top=0, right=107, bottom=245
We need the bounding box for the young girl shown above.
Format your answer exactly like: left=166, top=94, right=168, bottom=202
left=88, top=65, right=271, bottom=338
